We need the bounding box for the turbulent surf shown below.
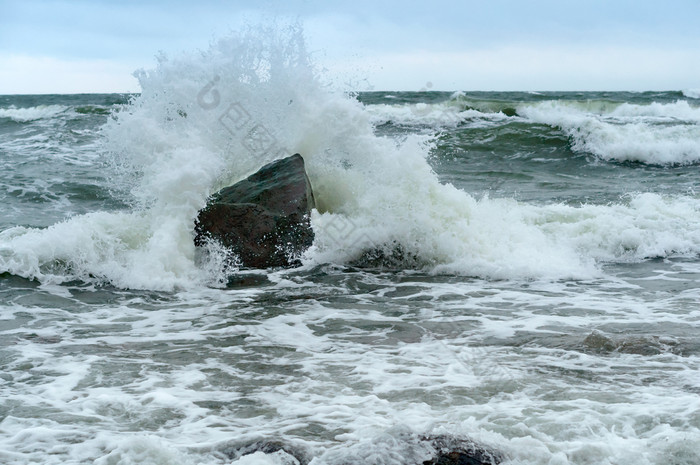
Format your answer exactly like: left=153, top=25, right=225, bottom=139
left=1, top=25, right=699, bottom=465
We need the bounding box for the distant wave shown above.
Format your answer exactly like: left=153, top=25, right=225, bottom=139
left=518, top=99, right=700, bottom=121
left=0, top=105, right=67, bottom=122
left=366, top=96, right=700, bottom=165
left=683, top=88, right=700, bottom=99
left=364, top=102, right=508, bottom=127
left=519, top=101, right=700, bottom=165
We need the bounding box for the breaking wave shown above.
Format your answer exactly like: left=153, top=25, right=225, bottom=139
left=0, top=105, right=68, bottom=122
left=519, top=100, right=700, bottom=165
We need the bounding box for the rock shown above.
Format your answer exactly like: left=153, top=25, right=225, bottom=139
left=422, top=435, right=503, bottom=465
left=424, top=450, right=498, bottom=465
left=583, top=331, right=617, bottom=353
left=213, top=433, right=502, bottom=465
left=583, top=330, right=676, bottom=356
left=218, top=439, right=312, bottom=465
left=351, top=242, right=421, bottom=269
left=195, top=154, right=315, bottom=269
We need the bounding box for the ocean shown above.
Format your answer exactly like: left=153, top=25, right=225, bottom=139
left=1, top=28, right=700, bottom=465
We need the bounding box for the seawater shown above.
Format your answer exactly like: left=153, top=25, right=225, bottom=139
left=1, top=27, right=700, bottom=465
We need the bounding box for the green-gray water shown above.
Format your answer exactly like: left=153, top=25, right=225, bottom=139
left=1, top=38, right=700, bottom=465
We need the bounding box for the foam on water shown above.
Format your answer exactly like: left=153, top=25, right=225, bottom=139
left=0, top=211, right=199, bottom=288
left=312, top=187, right=700, bottom=278
left=682, top=88, right=700, bottom=99
left=363, top=102, right=508, bottom=128
left=2, top=269, right=699, bottom=465
left=0, top=105, right=68, bottom=122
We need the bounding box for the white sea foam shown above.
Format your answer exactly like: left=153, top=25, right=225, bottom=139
left=0, top=211, right=203, bottom=289
left=610, top=100, right=700, bottom=121
left=1, top=268, right=699, bottom=465
left=519, top=100, right=700, bottom=164
left=683, top=88, right=700, bottom=99
left=90, top=436, right=201, bottom=465
left=0, top=105, right=67, bottom=122
left=230, top=450, right=300, bottom=465
left=310, top=191, right=700, bottom=279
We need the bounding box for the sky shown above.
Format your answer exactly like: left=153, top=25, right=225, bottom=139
left=1, top=0, right=699, bottom=94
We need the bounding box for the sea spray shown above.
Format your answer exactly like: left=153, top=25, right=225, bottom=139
left=1, top=25, right=321, bottom=289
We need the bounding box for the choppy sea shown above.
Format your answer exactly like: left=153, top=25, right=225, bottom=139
left=1, top=28, right=700, bottom=465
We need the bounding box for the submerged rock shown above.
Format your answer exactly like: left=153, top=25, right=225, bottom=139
left=350, top=242, right=422, bottom=270
left=218, top=439, right=311, bottom=465
left=583, top=330, right=678, bottom=356
left=195, top=153, right=315, bottom=269
left=214, top=433, right=502, bottom=465
left=422, top=435, right=502, bottom=465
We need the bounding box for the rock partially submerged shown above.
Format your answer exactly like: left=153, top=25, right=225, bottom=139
left=215, top=434, right=502, bottom=465
left=195, top=154, right=315, bottom=269
left=218, top=439, right=312, bottom=465
left=422, top=435, right=502, bottom=465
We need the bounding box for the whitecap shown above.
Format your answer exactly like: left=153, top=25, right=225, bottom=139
left=519, top=100, right=700, bottom=164
left=0, top=105, right=67, bottom=122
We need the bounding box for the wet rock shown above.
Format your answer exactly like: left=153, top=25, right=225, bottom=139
left=225, top=272, right=272, bottom=288
left=21, top=333, right=62, bottom=344
left=583, top=331, right=617, bottom=353
left=218, top=439, right=312, bottom=465
left=617, top=337, right=667, bottom=356
left=214, top=433, right=502, bottom=465
left=350, top=242, right=422, bottom=270
left=321, top=429, right=503, bottom=465
left=422, top=435, right=503, bottom=465
left=583, top=330, right=677, bottom=356
left=195, top=154, right=315, bottom=269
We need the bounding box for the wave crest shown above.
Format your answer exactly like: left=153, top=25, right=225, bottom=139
left=0, top=105, right=67, bottom=122
left=519, top=101, right=700, bottom=165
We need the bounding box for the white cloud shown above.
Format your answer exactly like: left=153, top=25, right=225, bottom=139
left=2, top=4, right=699, bottom=95
left=3, top=44, right=698, bottom=95
left=0, top=55, right=141, bottom=94
left=321, top=46, right=700, bottom=91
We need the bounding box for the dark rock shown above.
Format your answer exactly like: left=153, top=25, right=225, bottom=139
left=422, top=435, right=503, bottom=465
left=213, top=433, right=502, bottom=465
left=350, top=242, right=421, bottom=269
left=195, top=154, right=315, bottom=269
left=583, top=330, right=676, bottom=356
left=424, top=450, right=497, bottom=465
left=583, top=331, right=617, bottom=353
left=225, top=273, right=272, bottom=288
left=218, top=439, right=312, bottom=465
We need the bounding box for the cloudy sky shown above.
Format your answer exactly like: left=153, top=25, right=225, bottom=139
left=1, top=0, right=699, bottom=94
